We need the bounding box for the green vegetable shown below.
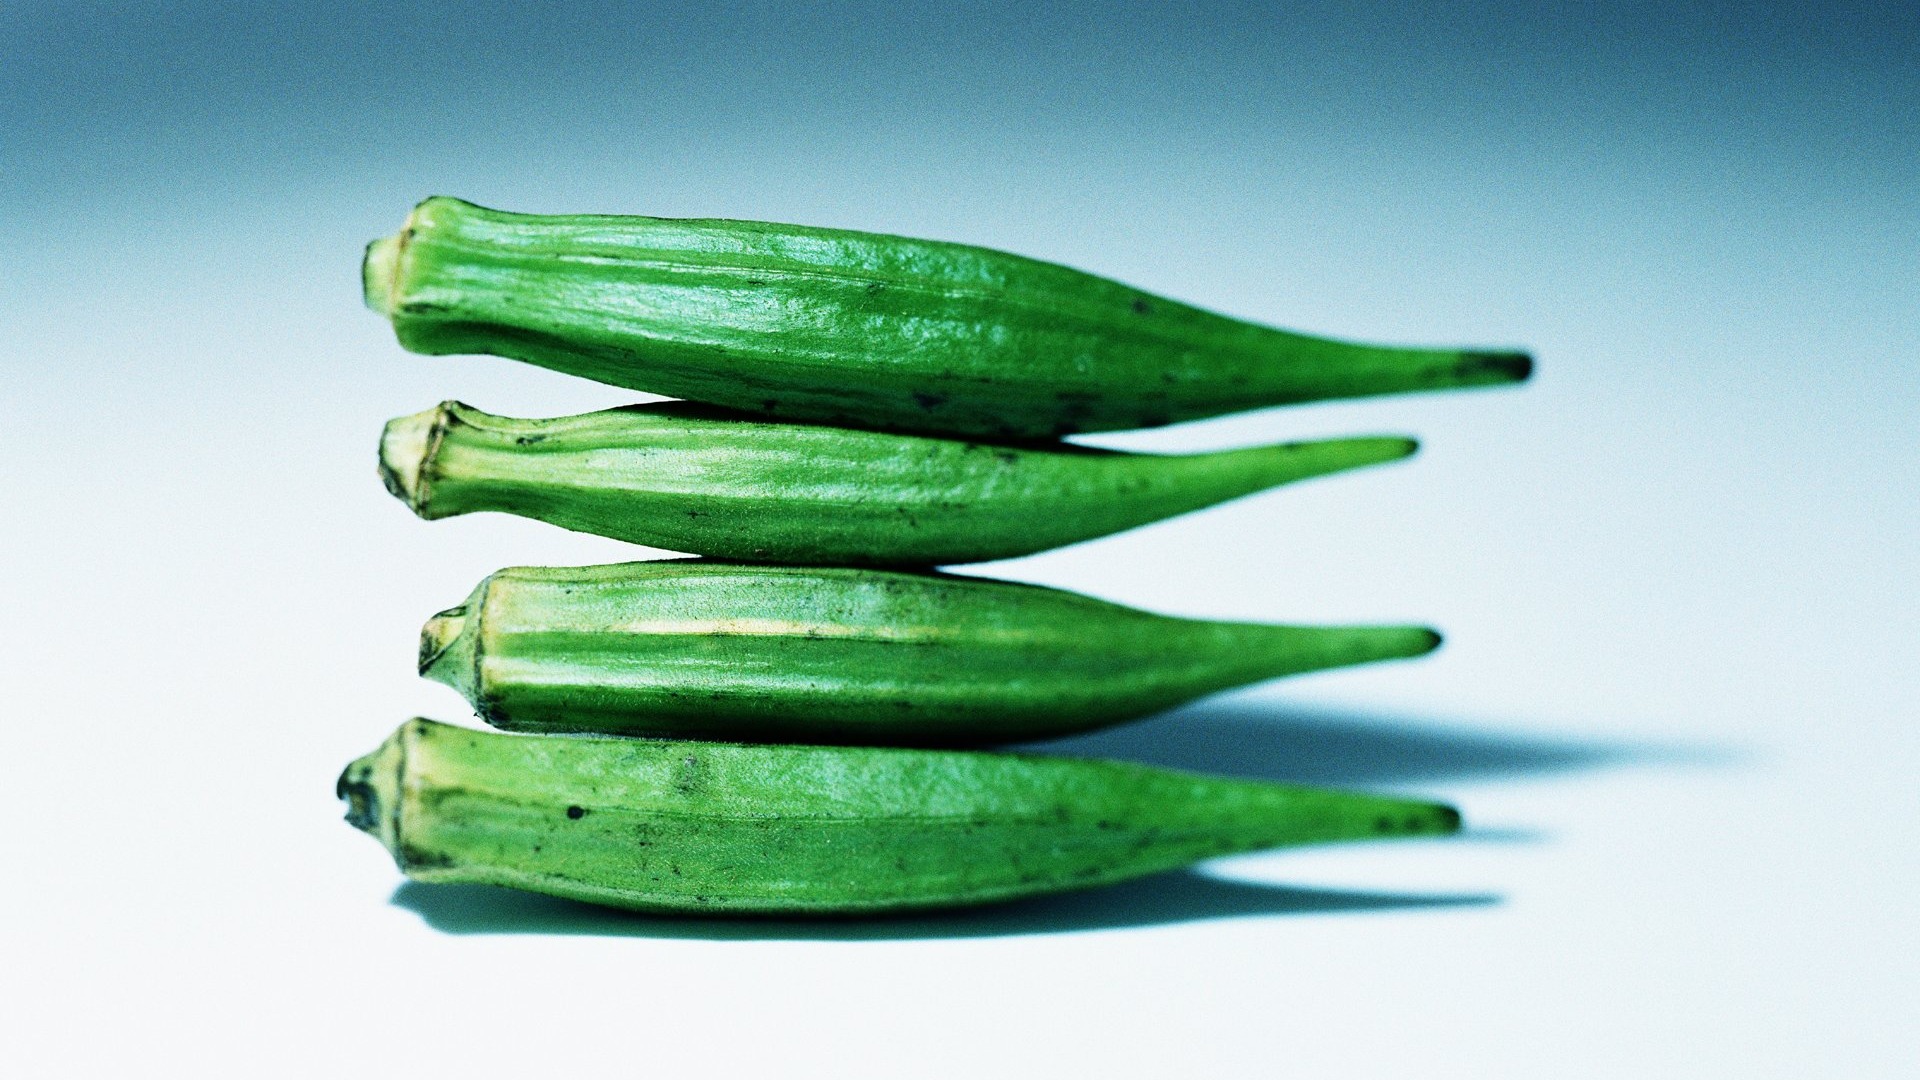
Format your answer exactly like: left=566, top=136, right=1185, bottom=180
left=380, top=399, right=1417, bottom=566
left=339, top=717, right=1460, bottom=914
left=421, top=561, right=1440, bottom=744
left=364, top=197, right=1530, bottom=439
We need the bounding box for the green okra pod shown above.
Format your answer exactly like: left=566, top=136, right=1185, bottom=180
left=364, top=197, right=1530, bottom=439
left=421, top=561, right=1441, bottom=745
left=380, top=400, right=1418, bottom=566
left=339, top=717, right=1461, bottom=915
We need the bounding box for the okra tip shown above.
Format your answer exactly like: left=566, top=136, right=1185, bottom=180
left=1460, top=349, right=1533, bottom=385
left=1356, top=624, right=1443, bottom=665
left=1316, top=434, right=1420, bottom=468
left=377, top=403, right=446, bottom=512
left=1409, top=627, right=1443, bottom=656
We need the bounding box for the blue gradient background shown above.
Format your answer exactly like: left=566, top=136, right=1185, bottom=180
left=4, top=3, right=1915, bottom=1076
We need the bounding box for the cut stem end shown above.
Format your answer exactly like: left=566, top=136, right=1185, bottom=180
left=378, top=404, right=448, bottom=512
left=337, top=723, right=408, bottom=859
left=362, top=234, right=402, bottom=316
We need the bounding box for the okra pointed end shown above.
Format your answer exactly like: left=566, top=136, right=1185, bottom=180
left=1326, top=790, right=1462, bottom=844
left=1393, top=626, right=1445, bottom=663
left=1292, top=434, right=1420, bottom=474
left=1259, top=623, right=1442, bottom=680
left=377, top=403, right=449, bottom=513
left=1458, top=349, right=1533, bottom=386
left=1362, top=435, right=1420, bottom=463
left=1394, top=800, right=1463, bottom=837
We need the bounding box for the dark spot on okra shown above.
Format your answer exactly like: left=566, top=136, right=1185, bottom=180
left=566, top=805, right=586, bottom=819
left=400, top=302, right=450, bottom=315
left=514, top=434, right=547, bottom=446
left=1374, top=817, right=1393, bottom=833
left=1132, top=298, right=1152, bottom=315
left=912, top=391, right=948, bottom=411
left=398, top=845, right=455, bottom=870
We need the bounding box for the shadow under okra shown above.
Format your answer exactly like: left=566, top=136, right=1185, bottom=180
left=390, top=866, right=1498, bottom=941
left=1028, top=698, right=1730, bottom=786
left=386, top=701, right=1724, bottom=938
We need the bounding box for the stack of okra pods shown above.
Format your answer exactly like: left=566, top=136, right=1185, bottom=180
left=338, top=197, right=1531, bottom=916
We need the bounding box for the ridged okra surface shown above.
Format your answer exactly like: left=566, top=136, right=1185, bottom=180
left=380, top=400, right=1418, bottom=566
left=365, top=197, right=1530, bottom=439
left=339, top=718, right=1461, bottom=914
left=420, top=561, right=1442, bottom=744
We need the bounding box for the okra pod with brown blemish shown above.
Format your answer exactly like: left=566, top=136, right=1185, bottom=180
left=339, top=717, right=1461, bottom=915
left=364, top=197, right=1531, bottom=439
left=420, top=561, right=1442, bottom=745
left=380, top=400, right=1418, bottom=566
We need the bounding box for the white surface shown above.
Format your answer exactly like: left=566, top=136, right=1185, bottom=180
left=6, top=190, right=1913, bottom=1078
left=5, top=6, right=1917, bottom=1074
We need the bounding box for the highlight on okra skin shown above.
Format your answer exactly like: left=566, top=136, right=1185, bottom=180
left=338, top=717, right=1462, bottom=915
left=364, top=197, right=1531, bottom=440
left=418, top=561, right=1443, bottom=745
left=379, top=399, right=1419, bottom=566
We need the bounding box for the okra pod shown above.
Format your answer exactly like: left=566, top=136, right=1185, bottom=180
left=364, top=197, right=1531, bottom=439
left=421, top=561, right=1441, bottom=744
left=380, top=400, right=1417, bottom=566
left=339, top=717, right=1460, bottom=914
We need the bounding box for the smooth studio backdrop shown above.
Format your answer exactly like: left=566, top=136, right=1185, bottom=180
left=5, top=3, right=1915, bottom=1076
